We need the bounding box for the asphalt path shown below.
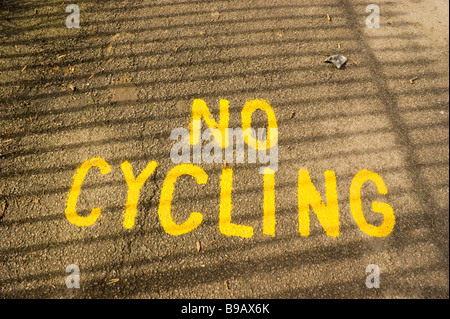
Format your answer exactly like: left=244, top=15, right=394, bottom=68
left=0, top=0, right=448, bottom=298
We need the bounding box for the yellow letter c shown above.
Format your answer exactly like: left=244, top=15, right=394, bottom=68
left=65, top=158, right=111, bottom=227
left=157, top=164, right=207, bottom=236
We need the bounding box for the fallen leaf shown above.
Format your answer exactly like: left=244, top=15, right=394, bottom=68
left=327, top=14, right=331, bottom=21
left=211, top=11, right=220, bottom=19
left=196, top=240, right=201, bottom=252
left=225, top=280, right=230, bottom=290
left=409, top=77, right=419, bottom=84
left=23, top=198, right=39, bottom=207
left=414, top=163, right=425, bottom=167
left=110, top=33, right=121, bottom=42
left=14, top=219, right=26, bottom=227
left=0, top=138, right=13, bottom=146
left=106, top=278, right=120, bottom=285
left=324, top=54, right=347, bottom=69
left=21, top=65, right=27, bottom=73
left=351, top=58, right=359, bottom=66
left=1, top=200, right=6, bottom=219
left=289, top=112, right=295, bottom=119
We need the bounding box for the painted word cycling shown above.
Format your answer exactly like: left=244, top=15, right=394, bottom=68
left=65, top=159, right=395, bottom=239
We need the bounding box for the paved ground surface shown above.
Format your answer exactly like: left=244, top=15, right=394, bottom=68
left=0, top=0, right=448, bottom=299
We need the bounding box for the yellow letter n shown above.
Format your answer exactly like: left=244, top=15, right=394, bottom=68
left=298, top=170, right=339, bottom=237
left=189, top=99, right=230, bottom=148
